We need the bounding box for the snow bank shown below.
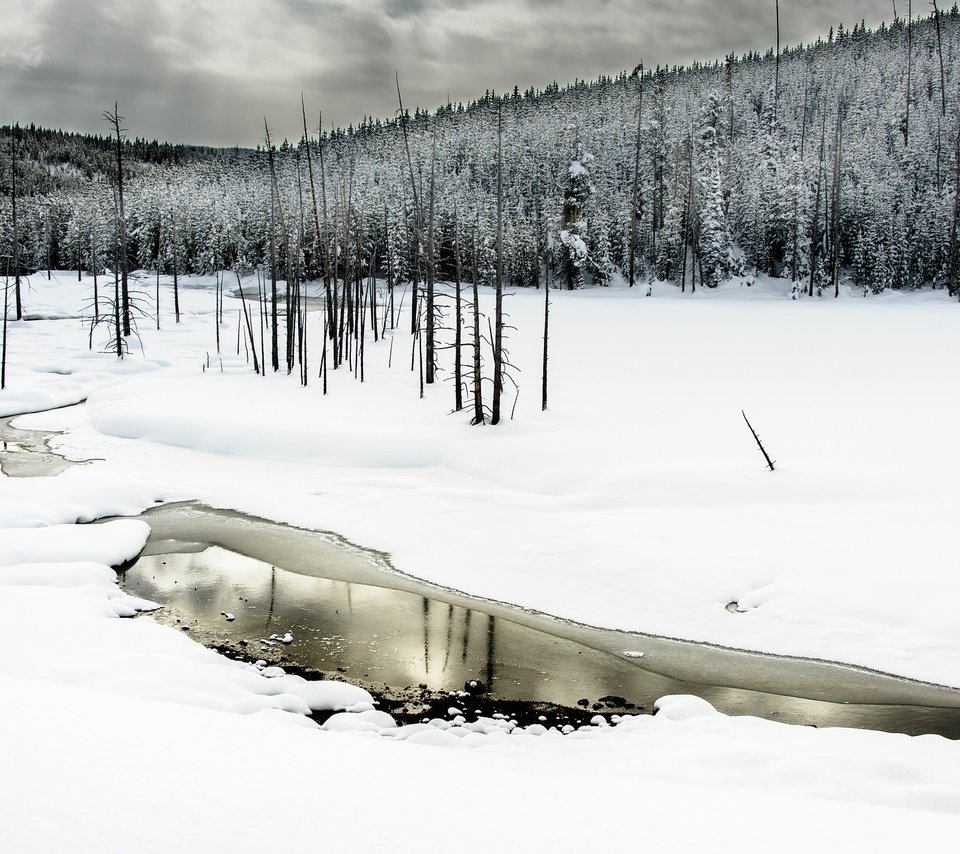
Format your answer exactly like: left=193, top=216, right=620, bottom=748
left=0, top=519, right=150, bottom=567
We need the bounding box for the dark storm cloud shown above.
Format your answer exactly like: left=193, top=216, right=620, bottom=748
left=0, top=0, right=897, bottom=147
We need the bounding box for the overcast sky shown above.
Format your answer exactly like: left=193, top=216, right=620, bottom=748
left=1, top=0, right=896, bottom=147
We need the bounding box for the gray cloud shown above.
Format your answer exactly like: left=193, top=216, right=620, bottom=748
left=0, top=0, right=897, bottom=147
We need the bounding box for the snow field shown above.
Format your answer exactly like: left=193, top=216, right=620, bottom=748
left=2, top=272, right=960, bottom=849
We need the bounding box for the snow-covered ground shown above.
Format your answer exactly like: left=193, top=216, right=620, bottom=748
left=2, top=271, right=959, bottom=849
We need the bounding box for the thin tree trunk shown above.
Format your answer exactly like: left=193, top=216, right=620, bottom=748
left=774, top=0, right=780, bottom=125
left=629, top=64, right=643, bottom=287
left=104, top=105, right=130, bottom=336
left=317, top=118, right=337, bottom=363
left=396, top=74, right=422, bottom=337
left=453, top=205, right=463, bottom=411
left=831, top=103, right=844, bottom=298
left=426, top=131, right=437, bottom=384
left=171, top=211, right=180, bottom=322
left=471, top=220, right=484, bottom=426
left=2, top=264, right=9, bottom=388
left=905, top=0, right=912, bottom=146
left=236, top=273, right=261, bottom=375
left=11, top=129, right=22, bottom=320
left=542, top=243, right=550, bottom=411
left=386, top=204, right=395, bottom=330
left=155, top=225, right=161, bottom=330
left=92, top=232, right=99, bottom=321
left=948, top=125, right=960, bottom=297
left=491, top=102, right=505, bottom=426
left=113, top=229, right=122, bottom=357
left=264, top=120, right=280, bottom=371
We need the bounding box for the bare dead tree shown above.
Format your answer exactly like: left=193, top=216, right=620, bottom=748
left=396, top=74, right=423, bottom=337
left=317, top=117, right=337, bottom=365
left=235, top=271, right=261, bottom=375
left=491, top=101, right=505, bottom=426
left=629, top=63, right=643, bottom=287
left=932, top=1, right=947, bottom=119
left=103, top=104, right=130, bottom=336
left=154, top=216, right=161, bottom=330
left=426, top=130, right=437, bottom=384
left=470, top=215, right=484, bottom=425
left=1, top=265, right=9, bottom=388
left=948, top=123, right=960, bottom=298
left=9, top=127, right=22, bottom=320
left=91, top=230, right=100, bottom=321
left=905, top=0, right=913, bottom=146
left=171, top=207, right=180, bottom=322
left=542, top=234, right=550, bottom=412
left=453, top=204, right=463, bottom=411
left=830, top=100, right=844, bottom=298
left=264, top=119, right=280, bottom=372
left=774, top=0, right=781, bottom=126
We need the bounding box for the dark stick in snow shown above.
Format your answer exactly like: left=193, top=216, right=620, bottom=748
left=742, top=410, right=775, bottom=472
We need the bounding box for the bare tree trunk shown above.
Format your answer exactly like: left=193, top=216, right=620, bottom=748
left=10, top=129, right=22, bottom=320
left=317, top=118, right=337, bottom=365
left=905, top=0, right=912, bottom=146
left=386, top=204, right=395, bottom=330
left=799, top=72, right=809, bottom=159
left=301, top=96, right=324, bottom=281
left=933, top=1, right=947, bottom=119
left=726, top=55, right=734, bottom=180
left=491, top=102, right=505, bottom=426
left=155, top=223, right=161, bottom=330
left=171, top=211, right=180, bottom=322
left=264, top=119, right=280, bottom=371
left=103, top=105, right=130, bottom=336
left=542, top=240, right=550, bottom=412
left=2, top=264, right=9, bottom=388
left=113, top=228, right=122, bottom=357
left=948, top=125, right=960, bottom=297
left=92, top=231, right=99, bottom=321
left=774, top=0, right=780, bottom=126
left=426, top=131, right=437, bottom=384
left=831, top=103, right=844, bottom=298
left=453, top=205, right=463, bottom=411
left=331, top=194, right=341, bottom=368
left=235, top=272, right=261, bottom=375
left=629, top=64, right=643, bottom=287
left=396, top=74, right=422, bottom=337
left=471, top=218, right=484, bottom=425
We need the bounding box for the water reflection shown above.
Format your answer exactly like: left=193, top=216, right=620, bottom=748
left=124, top=546, right=680, bottom=705
left=122, top=545, right=960, bottom=738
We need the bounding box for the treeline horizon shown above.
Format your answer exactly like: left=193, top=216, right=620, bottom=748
left=2, top=6, right=960, bottom=298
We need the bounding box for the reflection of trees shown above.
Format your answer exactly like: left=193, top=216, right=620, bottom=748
left=486, top=614, right=496, bottom=689
left=421, top=597, right=430, bottom=674
left=265, top=566, right=276, bottom=629
left=462, top=609, right=471, bottom=663
left=442, top=604, right=454, bottom=671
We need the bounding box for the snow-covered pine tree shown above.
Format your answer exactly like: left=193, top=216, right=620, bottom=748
left=696, top=92, right=735, bottom=287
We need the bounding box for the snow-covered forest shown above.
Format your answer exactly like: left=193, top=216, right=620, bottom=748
left=3, top=8, right=960, bottom=297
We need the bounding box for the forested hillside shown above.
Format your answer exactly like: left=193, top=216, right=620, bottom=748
left=2, top=8, right=959, bottom=297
